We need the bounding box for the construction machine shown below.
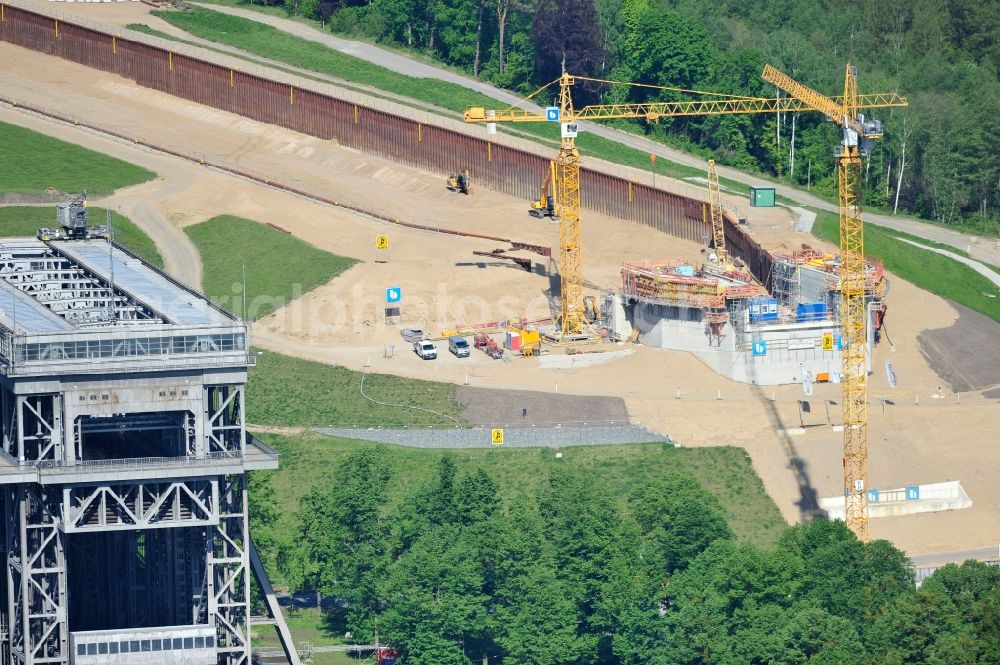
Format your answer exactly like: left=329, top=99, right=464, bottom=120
left=464, top=74, right=905, bottom=341
left=529, top=161, right=559, bottom=219
left=761, top=63, right=907, bottom=541
left=447, top=169, right=472, bottom=195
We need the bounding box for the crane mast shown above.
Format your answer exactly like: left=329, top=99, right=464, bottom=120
left=554, top=75, right=585, bottom=335
left=707, top=159, right=727, bottom=265
left=762, top=63, right=906, bottom=541
left=837, top=64, right=872, bottom=543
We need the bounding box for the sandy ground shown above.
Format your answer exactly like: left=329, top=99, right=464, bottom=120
left=1, top=40, right=997, bottom=559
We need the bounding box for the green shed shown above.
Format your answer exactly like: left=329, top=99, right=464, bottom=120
left=750, top=187, right=776, bottom=207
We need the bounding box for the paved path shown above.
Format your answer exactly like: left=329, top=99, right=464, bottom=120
left=910, top=545, right=1000, bottom=568
left=315, top=425, right=669, bottom=448
left=791, top=206, right=817, bottom=234
left=911, top=546, right=1000, bottom=585
left=895, top=237, right=1000, bottom=288
left=93, top=181, right=203, bottom=290
left=195, top=4, right=1000, bottom=267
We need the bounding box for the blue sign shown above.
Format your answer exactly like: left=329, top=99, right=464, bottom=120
left=906, top=485, right=920, bottom=501
left=752, top=341, right=767, bottom=356
left=836, top=335, right=844, bottom=350
left=545, top=106, right=559, bottom=122
left=385, top=287, right=401, bottom=304
left=867, top=489, right=880, bottom=503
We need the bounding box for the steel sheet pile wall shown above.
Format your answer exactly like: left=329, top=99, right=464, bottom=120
left=0, top=4, right=776, bottom=286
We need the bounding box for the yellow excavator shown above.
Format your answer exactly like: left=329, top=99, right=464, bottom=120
left=529, top=160, right=559, bottom=218
left=447, top=169, right=472, bottom=195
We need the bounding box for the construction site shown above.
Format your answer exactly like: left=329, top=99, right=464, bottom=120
left=1, top=0, right=1000, bottom=662
left=609, top=244, right=887, bottom=385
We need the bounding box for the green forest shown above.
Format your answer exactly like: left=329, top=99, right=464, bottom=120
left=253, top=449, right=1000, bottom=664
left=252, top=0, right=999, bottom=233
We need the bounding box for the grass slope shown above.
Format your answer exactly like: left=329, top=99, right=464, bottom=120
left=0, top=122, right=154, bottom=197
left=258, top=431, right=787, bottom=550
left=185, top=215, right=356, bottom=319
left=248, top=350, right=467, bottom=427
left=0, top=206, right=164, bottom=268
left=152, top=8, right=502, bottom=112
left=812, top=211, right=1000, bottom=323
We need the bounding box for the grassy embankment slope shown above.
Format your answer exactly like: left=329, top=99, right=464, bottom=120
left=0, top=121, right=155, bottom=197
left=259, top=429, right=787, bottom=549
left=0, top=121, right=162, bottom=265
left=811, top=211, right=1000, bottom=324
left=185, top=214, right=356, bottom=320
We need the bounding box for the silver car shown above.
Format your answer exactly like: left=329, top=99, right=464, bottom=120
left=401, top=328, right=426, bottom=343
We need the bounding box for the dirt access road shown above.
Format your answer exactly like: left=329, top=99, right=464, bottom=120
left=2, top=38, right=998, bottom=561
left=178, top=2, right=1000, bottom=271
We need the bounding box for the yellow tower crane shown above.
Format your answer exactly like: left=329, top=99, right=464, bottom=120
left=761, top=64, right=907, bottom=541
left=706, top=159, right=728, bottom=266
left=464, top=73, right=905, bottom=340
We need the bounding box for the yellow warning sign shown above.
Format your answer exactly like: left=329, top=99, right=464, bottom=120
left=491, top=428, right=504, bottom=446
left=822, top=332, right=834, bottom=351
left=375, top=235, right=389, bottom=250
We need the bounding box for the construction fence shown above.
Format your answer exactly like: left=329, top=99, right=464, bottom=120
left=0, top=2, right=773, bottom=288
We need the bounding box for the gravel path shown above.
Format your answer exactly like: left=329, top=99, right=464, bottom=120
left=918, top=302, right=1000, bottom=393
left=455, top=385, right=630, bottom=428
left=315, top=425, right=669, bottom=448
left=94, top=180, right=203, bottom=289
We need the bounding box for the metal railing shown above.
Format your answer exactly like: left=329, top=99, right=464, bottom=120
left=1, top=351, right=254, bottom=377
left=36, top=450, right=240, bottom=472
left=0, top=434, right=277, bottom=477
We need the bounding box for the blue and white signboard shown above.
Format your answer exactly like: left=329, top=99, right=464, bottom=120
left=752, top=340, right=767, bottom=356
left=906, top=485, right=920, bottom=501
left=386, top=287, right=401, bottom=304
left=545, top=106, right=559, bottom=122
left=867, top=489, right=880, bottom=503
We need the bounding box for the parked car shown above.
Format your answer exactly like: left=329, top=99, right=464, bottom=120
left=448, top=335, right=471, bottom=357
left=401, top=328, right=426, bottom=342
left=413, top=340, right=437, bottom=360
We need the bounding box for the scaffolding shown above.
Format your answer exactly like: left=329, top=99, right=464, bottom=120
left=770, top=246, right=885, bottom=304
left=621, top=260, right=766, bottom=345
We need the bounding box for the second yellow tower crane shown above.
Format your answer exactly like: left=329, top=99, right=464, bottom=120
left=761, top=63, right=907, bottom=541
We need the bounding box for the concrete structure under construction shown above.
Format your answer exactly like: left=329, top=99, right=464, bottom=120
left=0, top=201, right=280, bottom=665
left=612, top=251, right=886, bottom=385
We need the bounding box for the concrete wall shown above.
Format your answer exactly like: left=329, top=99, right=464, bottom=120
left=628, top=301, right=875, bottom=386
left=632, top=302, right=732, bottom=353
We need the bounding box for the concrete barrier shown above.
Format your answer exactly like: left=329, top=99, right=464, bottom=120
left=819, top=480, right=971, bottom=520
